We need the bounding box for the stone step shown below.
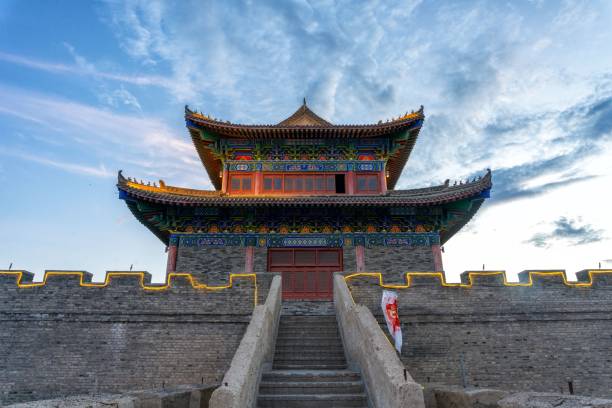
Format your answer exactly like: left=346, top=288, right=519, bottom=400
left=274, top=345, right=345, bottom=352
left=281, top=302, right=336, bottom=316
left=279, top=320, right=339, bottom=326
left=273, top=354, right=345, bottom=362
left=281, top=315, right=337, bottom=320
left=275, top=342, right=344, bottom=349
left=273, top=363, right=348, bottom=370
left=273, top=349, right=345, bottom=356
left=278, top=329, right=339, bottom=334
left=259, top=380, right=364, bottom=395
left=261, top=370, right=362, bottom=383
left=278, top=325, right=340, bottom=336
left=280, top=317, right=337, bottom=323
left=257, top=393, right=367, bottom=408
left=276, top=335, right=343, bottom=342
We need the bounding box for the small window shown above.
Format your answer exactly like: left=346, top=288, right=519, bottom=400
left=231, top=177, right=241, bottom=191
left=356, top=174, right=379, bottom=193
left=368, top=176, right=378, bottom=191
left=315, top=176, right=325, bottom=191
left=285, top=176, right=294, bottom=192
left=229, top=174, right=253, bottom=193
left=264, top=177, right=273, bottom=191
left=357, top=177, right=366, bottom=191
left=242, top=178, right=251, bottom=191
left=305, top=177, right=313, bottom=192
left=295, top=177, right=303, bottom=191
left=326, top=176, right=335, bottom=191
left=274, top=177, right=282, bottom=191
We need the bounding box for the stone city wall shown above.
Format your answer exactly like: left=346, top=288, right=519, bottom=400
left=345, top=270, right=612, bottom=398
left=0, top=270, right=275, bottom=405
left=362, top=246, right=435, bottom=280
left=176, top=246, right=247, bottom=282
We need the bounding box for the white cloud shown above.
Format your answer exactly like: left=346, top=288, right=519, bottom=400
left=99, top=86, right=142, bottom=111
left=0, top=50, right=174, bottom=89
left=0, top=148, right=113, bottom=178
left=0, top=83, right=205, bottom=186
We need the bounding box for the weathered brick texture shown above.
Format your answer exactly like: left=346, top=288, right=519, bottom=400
left=343, top=247, right=357, bottom=272
left=346, top=272, right=612, bottom=398
left=175, top=246, right=246, bottom=282
left=363, top=247, right=435, bottom=281
left=0, top=271, right=275, bottom=405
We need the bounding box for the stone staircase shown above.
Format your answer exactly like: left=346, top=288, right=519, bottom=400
left=257, top=304, right=369, bottom=407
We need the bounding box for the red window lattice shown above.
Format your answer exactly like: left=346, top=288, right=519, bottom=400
left=229, top=174, right=254, bottom=194
left=263, top=174, right=336, bottom=194
left=355, top=174, right=380, bottom=193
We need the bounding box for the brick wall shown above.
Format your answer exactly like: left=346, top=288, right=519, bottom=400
left=254, top=247, right=267, bottom=272
left=0, top=271, right=275, bottom=405
left=343, top=247, right=357, bottom=272
left=175, top=246, right=246, bottom=283
left=346, top=271, right=612, bottom=398
left=363, top=246, right=435, bottom=281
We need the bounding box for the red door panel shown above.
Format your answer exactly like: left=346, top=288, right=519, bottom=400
left=268, top=248, right=343, bottom=300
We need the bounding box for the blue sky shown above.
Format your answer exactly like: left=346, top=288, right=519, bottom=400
left=1, top=0, right=611, bottom=281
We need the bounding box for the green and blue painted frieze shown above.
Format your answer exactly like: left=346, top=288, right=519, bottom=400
left=174, top=232, right=439, bottom=248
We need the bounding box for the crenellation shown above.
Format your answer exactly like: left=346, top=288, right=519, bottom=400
left=408, top=273, right=446, bottom=286
left=461, top=271, right=507, bottom=286
left=344, top=270, right=612, bottom=398
left=0, top=270, right=270, bottom=405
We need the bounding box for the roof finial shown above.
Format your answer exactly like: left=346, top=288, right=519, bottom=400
left=303, top=97, right=307, bottom=106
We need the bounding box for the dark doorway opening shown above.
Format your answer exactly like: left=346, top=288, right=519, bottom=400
left=335, top=174, right=346, bottom=194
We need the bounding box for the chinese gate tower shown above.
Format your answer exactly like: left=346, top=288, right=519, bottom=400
left=118, top=101, right=491, bottom=299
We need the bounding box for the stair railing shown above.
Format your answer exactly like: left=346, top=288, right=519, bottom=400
left=209, top=275, right=282, bottom=408
left=334, top=274, right=425, bottom=408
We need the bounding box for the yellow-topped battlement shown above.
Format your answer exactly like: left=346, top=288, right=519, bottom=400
left=0, top=271, right=259, bottom=306
left=344, top=270, right=612, bottom=288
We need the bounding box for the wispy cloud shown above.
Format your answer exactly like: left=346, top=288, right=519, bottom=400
left=0, top=83, right=203, bottom=186
left=0, top=148, right=113, bottom=178
left=0, top=50, right=172, bottom=89
left=527, top=217, right=605, bottom=248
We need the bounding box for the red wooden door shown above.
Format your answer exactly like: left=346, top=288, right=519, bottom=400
left=268, top=248, right=343, bottom=300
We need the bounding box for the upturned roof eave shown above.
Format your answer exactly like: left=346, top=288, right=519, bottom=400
left=117, top=169, right=491, bottom=208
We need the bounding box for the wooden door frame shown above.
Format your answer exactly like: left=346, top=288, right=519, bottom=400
left=267, top=248, right=343, bottom=300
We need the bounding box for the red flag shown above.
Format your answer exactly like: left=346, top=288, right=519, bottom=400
left=381, top=290, right=402, bottom=353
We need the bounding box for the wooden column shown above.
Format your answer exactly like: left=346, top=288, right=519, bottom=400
left=356, top=245, right=366, bottom=272
left=245, top=246, right=255, bottom=273
left=254, top=171, right=263, bottom=194
left=221, top=166, right=229, bottom=193
left=166, top=240, right=178, bottom=274
left=346, top=171, right=355, bottom=195
left=432, top=244, right=443, bottom=271
left=379, top=167, right=387, bottom=194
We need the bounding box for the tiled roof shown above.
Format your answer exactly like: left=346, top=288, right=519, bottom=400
left=185, top=103, right=425, bottom=190
left=185, top=104, right=424, bottom=138
left=117, top=170, right=491, bottom=208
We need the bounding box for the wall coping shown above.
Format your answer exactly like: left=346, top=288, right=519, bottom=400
left=334, top=274, right=425, bottom=408
left=0, top=271, right=260, bottom=305
left=344, top=270, right=612, bottom=288
left=209, top=275, right=282, bottom=408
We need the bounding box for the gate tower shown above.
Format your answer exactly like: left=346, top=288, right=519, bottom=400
left=118, top=101, right=491, bottom=299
